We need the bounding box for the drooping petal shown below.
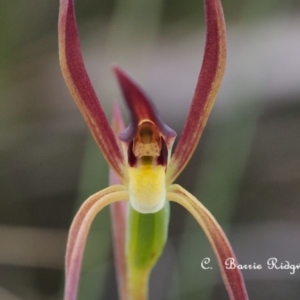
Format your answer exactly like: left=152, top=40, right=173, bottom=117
left=58, top=0, right=126, bottom=182
left=64, top=189, right=129, bottom=300
left=109, top=103, right=129, bottom=300
left=112, top=66, right=176, bottom=150
left=109, top=196, right=128, bottom=300
left=167, top=0, right=227, bottom=184
left=167, top=184, right=249, bottom=300
left=65, top=185, right=126, bottom=274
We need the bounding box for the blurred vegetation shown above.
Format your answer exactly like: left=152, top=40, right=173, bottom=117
left=0, top=0, right=300, bottom=299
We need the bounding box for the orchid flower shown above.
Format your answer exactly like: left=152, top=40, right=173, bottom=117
left=58, top=0, right=249, bottom=299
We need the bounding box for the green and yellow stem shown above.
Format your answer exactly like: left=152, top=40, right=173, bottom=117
left=126, top=204, right=170, bottom=300
left=128, top=267, right=150, bottom=300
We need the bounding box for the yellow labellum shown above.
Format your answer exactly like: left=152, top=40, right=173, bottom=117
left=128, top=161, right=166, bottom=213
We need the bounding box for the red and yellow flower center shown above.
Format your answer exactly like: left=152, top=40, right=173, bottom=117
left=127, top=121, right=167, bottom=213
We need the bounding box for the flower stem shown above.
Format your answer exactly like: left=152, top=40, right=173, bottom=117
left=128, top=268, right=150, bottom=300
left=125, top=204, right=170, bottom=300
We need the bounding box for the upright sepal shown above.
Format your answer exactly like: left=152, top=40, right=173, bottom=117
left=58, top=0, right=126, bottom=182
left=112, top=66, right=176, bottom=149
left=167, top=0, right=227, bottom=184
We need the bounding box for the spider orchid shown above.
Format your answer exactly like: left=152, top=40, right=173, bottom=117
left=58, top=0, right=249, bottom=299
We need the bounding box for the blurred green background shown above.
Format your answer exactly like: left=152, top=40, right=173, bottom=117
left=1, top=0, right=300, bottom=299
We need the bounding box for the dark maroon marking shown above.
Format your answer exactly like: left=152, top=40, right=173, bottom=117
left=157, top=138, right=168, bottom=166
left=127, top=141, right=137, bottom=167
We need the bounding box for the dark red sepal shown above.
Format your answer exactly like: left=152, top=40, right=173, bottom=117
left=112, top=66, right=177, bottom=146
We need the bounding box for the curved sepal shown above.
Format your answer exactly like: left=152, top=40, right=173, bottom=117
left=167, top=0, right=227, bottom=184
left=167, top=184, right=249, bottom=300
left=112, top=66, right=176, bottom=149
left=64, top=188, right=129, bottom=300
left=58, top=0, right=126, bottom=181
left=65, top=185, right=126, bottom=274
